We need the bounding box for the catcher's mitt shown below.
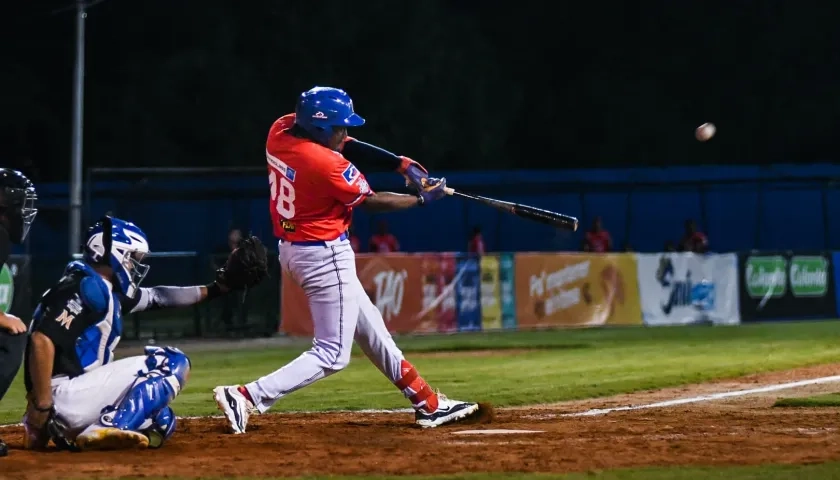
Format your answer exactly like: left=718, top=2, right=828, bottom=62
left=214, top=235, right=268, bottom=291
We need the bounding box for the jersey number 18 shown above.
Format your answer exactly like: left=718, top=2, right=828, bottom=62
left=268, top=170, right=296, bottom=219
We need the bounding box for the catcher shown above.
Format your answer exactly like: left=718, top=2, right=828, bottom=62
left=23, top=215, right=267, bottom=451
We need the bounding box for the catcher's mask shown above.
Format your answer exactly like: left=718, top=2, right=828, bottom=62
left=0, top=168, right=38, bottom=244
left=83, top=215, right=151, bottom=298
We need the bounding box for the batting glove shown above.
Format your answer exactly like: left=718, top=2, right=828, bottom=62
left=398, top=156, right=429, bottom=191
left=418, top=177, right=447, bottom=205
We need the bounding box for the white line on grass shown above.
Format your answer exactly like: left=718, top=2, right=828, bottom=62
left=561, top=374, right=840, bottom=417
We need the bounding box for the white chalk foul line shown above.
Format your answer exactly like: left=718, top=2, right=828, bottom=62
left=561, top=374, right=840, bottom=417
left=0, top=409, right=414, bottom=429
left=3, top=375, right=838, bottom=428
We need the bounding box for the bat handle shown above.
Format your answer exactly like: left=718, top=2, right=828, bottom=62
left=443, top=187, right=455, bottom=195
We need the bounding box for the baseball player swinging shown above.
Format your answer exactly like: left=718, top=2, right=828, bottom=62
left=213, top=86, right=479, bottom=432
left=23, top=216, right=267, bottom=451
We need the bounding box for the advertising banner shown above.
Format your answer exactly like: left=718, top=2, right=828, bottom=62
left=636, top=253, right=740, bottom=326
left=281, top=253, right=473, bottom=336
left=430, top=254, right=458, bottom=333
left=455, top=255, right=482, bottom=332
left=479, top=255, right=502, bottom=330
left=514, top=253, right=642, bottom=328
left=835, top=253, right=840, bottom=318
left=499, top=253, right=517, bottom=329
left=738, top=251, right=836, bottom=321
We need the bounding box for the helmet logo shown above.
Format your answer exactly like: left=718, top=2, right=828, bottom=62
left=312, top=111, right=328, bottom=119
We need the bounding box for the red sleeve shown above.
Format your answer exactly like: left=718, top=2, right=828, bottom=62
left=277, top=113, right=295, bottom=130
left=324, top=159, right=374, bottom=207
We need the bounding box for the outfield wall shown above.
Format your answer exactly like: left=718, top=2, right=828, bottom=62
left=280, top=251, right=839, bottom=335
left=1, top=251, right=836, bottom=339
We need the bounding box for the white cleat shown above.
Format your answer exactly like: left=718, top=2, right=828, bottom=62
left=76, top=426, right=149, bottom=451
left=414, top=392, right=479, bottom=428
left=213, top=385, right=255, bottom=434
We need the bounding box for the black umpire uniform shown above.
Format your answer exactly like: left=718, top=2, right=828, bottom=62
left=0, top=169, right=38, bottom=457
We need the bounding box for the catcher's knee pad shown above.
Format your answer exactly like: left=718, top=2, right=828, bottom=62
left=144, top=346, right=191, bottom=388
left=102, top=347, right=190, bottom=432
left=139, top=406, right=177, bottom=449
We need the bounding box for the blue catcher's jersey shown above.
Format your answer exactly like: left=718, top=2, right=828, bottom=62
left=24, top=261, right=124, bottom=391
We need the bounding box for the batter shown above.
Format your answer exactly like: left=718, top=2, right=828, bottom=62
left=214, top=86, right=479, bottom=432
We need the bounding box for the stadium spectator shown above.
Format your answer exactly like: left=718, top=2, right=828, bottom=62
left=680, top=219, right=708, bottom=253
left=369, top=220, right=400, bottom=253
left=468, top=226, right=485, bottom=255
left=584, top=216, right=612, bottom=252
left=213, top=227, right=245, bottom=335
left=216, top=227, right=243, bottom=254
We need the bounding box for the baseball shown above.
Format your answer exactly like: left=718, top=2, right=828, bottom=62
left=696, top=123, right=716, bottom=142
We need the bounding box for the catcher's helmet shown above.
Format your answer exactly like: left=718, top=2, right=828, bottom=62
left=0, top=168, right=37, bottom=243
left=83, top=216, right=150, bottom=298
left=294, top=87, right=364, bottom=149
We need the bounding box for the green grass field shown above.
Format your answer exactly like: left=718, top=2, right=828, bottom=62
left=5, top=320, right=840, bottom=479
left=775, top=392, right=840, bottom=407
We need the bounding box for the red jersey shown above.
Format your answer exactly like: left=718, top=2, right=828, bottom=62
left=585, top=230, right=612, bottom=252
left=266, top=114, right=374, bottom=242
left=468, top=234, right=485, bottom=255
left=369, top=233, right=399, bottom=253
left=681, top=231, right=708, bottom=252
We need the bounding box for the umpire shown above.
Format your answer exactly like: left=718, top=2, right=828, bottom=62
left=0, top=169, right=37, bottom=457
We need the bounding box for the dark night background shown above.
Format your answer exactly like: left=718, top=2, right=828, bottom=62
left=5, top=1, right=840, bottom=183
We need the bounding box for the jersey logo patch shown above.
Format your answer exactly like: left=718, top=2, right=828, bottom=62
left=358, top=179, right=371, bottom=195
left=266, top=151, right=296, bottom=182
left=55, top=309, right=76, bottom=330
left=342, top=164, right=360, bottom=185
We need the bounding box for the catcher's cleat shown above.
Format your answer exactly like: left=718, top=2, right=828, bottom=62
left=76, top=427, right=149, bottom=451
left=213, top=385, right=255, bottom=434
left=414, top=392, right=479, bottom=428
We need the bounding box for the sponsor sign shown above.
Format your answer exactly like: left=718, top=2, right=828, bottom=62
left=739, top=251, right=835, bottom=321
left=637, top=253, right=740, bottom=326
left=514, top=253, right=642, bottom=327
left=479, top=255, right=502, bottom=330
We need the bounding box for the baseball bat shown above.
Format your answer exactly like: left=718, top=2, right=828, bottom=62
left=443, top=187, right=578, bottom=231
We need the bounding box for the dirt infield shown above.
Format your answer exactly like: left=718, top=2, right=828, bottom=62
left=3, top=364, right=840, bottom=479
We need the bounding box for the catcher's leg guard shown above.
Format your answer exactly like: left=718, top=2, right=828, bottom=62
left=110, top=346, right=189, bottom=431
left=77, top=346, right=189, bottom=450
left=139, top=406, right=177, bottom=449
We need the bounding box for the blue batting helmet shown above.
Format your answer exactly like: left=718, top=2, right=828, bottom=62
left=294, top=87, right=365, bottom=148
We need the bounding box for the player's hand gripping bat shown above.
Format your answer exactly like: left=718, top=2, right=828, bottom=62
left=442, top=187, right=578, bottom=231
